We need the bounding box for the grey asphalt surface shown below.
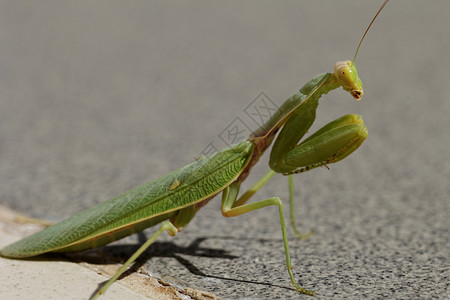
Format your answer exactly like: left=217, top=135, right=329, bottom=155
left=1, top=1, right=449, bottom=299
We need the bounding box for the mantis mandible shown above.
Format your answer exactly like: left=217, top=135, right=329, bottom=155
left=0, top=1, right=390, bottom=298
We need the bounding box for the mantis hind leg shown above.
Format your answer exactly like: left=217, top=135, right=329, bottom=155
left=91, top=221, right=178, bottom=299
left=221, top=181, right=315, bottom=296
left=91, top=205, right=199, bottom=299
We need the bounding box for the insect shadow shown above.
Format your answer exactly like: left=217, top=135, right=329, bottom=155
left=65, top=233, right=298, bottom=295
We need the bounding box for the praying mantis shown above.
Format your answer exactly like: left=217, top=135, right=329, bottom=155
left=0, top=0, right=390, bottom=298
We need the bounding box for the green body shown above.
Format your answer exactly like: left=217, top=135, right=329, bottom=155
left=1, top=141, right=253, bottom=257
left=1, top=60, right=368, bottom=297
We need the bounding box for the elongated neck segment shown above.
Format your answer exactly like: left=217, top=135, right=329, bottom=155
left=250, top=72, right=340, bottom=150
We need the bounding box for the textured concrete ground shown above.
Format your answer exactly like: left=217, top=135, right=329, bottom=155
left=1, top=1, right=449, bottom=299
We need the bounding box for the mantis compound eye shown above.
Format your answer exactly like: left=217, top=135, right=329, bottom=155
left=334, top=60, right=363, bottom=101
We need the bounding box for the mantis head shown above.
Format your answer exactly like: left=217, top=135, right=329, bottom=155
left=335, top=0, right=390, bottom=101
left=334, top=60, right=363, bottom=101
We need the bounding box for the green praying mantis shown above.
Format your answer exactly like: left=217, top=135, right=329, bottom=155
left=0, top=0, right=390, bottom=298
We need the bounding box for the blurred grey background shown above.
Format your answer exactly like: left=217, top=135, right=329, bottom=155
left=0, top=1, right=449, bottom=299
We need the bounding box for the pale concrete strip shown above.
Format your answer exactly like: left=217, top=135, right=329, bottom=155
left=0, top=205, right=216, bottom=300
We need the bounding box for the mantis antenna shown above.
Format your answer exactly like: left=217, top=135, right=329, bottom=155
left=353, top=0, right=390, bottom=62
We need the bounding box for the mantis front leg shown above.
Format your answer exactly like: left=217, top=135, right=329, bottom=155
left=272, top=113, right=367, bottom=237
left=270, top=113, right=367, bottom=175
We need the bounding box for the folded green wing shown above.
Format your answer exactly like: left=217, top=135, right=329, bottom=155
left=1, top=141, right=254, bottom=258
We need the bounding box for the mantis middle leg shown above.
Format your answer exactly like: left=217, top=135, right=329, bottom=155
left=221, top=114, right=368, bottom=295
